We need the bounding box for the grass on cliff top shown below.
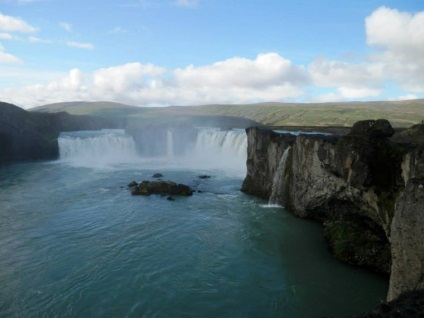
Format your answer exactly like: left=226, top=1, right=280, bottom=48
left=32, top=99, right=424, bottom=128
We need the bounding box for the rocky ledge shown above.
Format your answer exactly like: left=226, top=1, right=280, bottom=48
left=241, top=119, right=424, bottom=302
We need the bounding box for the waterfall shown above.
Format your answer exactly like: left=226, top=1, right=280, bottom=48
left=192, top=129, right=246, bottom=162
left=58, top=129, right=138, bottom=167
left=166, top=129, right=174, bottom=158
left=57, top=127, right=247, bottom=173
left=268, top=147, right=291, bottom=206
left=193, top=129, right=247, bottom=159
left=180, top=128, right=248, bottom=175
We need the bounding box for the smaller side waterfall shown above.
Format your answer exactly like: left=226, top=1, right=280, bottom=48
left=268, top=147, right=291, bottom=206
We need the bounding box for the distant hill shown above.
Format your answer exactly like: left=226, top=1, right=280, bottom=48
left=32, top=101, right=261, bottom=129
left=31, top=99, right=424, bottom=128
left=32, top=101, right=145, bottom=117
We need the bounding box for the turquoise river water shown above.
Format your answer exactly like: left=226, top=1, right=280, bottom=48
left=0, top=129, right=388, bottom=317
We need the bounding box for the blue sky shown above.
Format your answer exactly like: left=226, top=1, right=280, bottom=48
left=0, top=0, right=423, bottom=108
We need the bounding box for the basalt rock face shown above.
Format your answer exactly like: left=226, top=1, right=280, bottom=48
left=242, top=119, right=424, bottom=300
left=0, top=102, right=119, bottom=163
left=388, top=178, right=424, bottom=301
left=241, top=128, right=296, bottom=200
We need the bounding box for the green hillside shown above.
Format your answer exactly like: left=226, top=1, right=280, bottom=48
left=32, top=99, right=424, bottom=128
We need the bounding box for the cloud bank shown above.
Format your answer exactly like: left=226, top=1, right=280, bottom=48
left=1, top=6, right=424, bottom=108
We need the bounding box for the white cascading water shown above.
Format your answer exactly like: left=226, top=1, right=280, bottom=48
left=188, top=128, right=247, bottom=175
left=268, top=146, right=291, bottom=206
left=58, top=129, right=139, bottom=167
left=193, top=129, right=247, bottom=159
left=166, top=129, right=174, bottom=158
left=57, top=128, right=247, bottom=174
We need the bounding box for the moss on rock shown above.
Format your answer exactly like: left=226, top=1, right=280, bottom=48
left=324, top=219, right=391, bottom=274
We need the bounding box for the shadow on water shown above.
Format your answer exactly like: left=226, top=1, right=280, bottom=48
left=240, top=199, right=388, bottom=317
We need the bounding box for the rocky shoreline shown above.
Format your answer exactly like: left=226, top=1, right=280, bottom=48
left=241, top=119, right=424, bottom=311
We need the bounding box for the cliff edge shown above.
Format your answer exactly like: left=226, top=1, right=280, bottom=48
left=241, top=119, right=424, bottom=301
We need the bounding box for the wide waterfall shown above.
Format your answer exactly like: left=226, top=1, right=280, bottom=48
left=268, top=146, right=291, bottom=206
left=58, top=129, right=139, bottom=167
left=58, top=128, right=247, bottom=174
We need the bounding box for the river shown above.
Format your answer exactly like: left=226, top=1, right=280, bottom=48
left=0, top=128, right=387, bottom=317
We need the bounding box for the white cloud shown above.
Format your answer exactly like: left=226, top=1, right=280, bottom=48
left=337, top=87, right=381, bottom=99
left=59, top=22, right=72, bottom=32
left=0, top=12, right=36, bottom=33
left=0, top=53, right=310, bottom=108
left=91, top=63, right=166, bottom=100
left=388, top=94, right=419, bottom=101
left=3, top=5, right=424, bottom=108
left=308, top=57, right=383, bottom=89
left=66, top=41, right=94, bottom=50
left=304, top=7, right=424, bottom=100
left=366, top=6, right=424, bottom=92
left=313, top=93, right=344, bottom=103
left=0, top=44, right=21, bottom=64
left=366, top=7, right=424, bottom=59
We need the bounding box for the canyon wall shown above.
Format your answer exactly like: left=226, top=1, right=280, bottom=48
left=241, top=120, right=424, bottom=301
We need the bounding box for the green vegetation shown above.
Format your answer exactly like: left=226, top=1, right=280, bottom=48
left=323, top=219, right=391, bottom=273
left=32, top=99, right=424, bottom=128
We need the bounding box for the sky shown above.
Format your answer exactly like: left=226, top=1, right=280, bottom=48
left=0, top=0, right=423, bottom=109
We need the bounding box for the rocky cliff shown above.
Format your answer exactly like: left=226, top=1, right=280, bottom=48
left=0, top=102, right=120, bottom=163
left=241, top=119, right=424, bottom=301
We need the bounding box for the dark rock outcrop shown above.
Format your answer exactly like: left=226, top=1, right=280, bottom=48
left=0, top=102, right=120, bottom=164
left=353, top=289, right=424, bottom=317
left=131, top=180, right=193, bottom=196
left=242, top=119, right=424, bottom=300
left=348, top=119, right=395, bottom=138
left=127, top=181, right=138, bottom=187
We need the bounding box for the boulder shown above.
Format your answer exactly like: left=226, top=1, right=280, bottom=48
left=127, top=181, right=138, bottom=187
left=348, top=119, right=395, bottom=138
left=131, top=180, right=193, bottom=196
left=152, top=173, right=163, bottom=178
